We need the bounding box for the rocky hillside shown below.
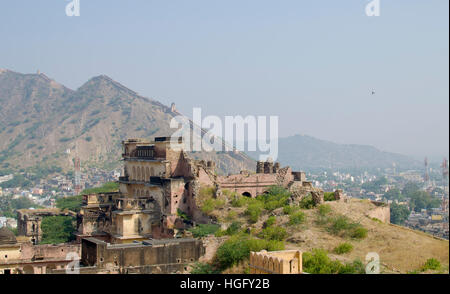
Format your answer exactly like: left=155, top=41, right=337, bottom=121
left=0, top=69, right=254, bottom=175
left=196, top=192, right=449, bottom=274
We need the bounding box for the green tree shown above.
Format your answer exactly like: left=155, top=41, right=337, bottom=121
left=390, top=203, right=410, bottom=225
left=40, top=216, right=76, bottom=244
left=56, top=195, right=83, bottom=212
left=402, top=182, right=420, bottom=196
left=383, top=188, right=403, bottom=201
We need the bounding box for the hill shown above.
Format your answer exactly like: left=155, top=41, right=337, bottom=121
left=0, top=69, right=254, bottom=176
left=247, top=134, right=421, bottom=173
left=195, top=191, right=449, bottom=274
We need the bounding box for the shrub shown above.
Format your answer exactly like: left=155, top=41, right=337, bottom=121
left=226, top=221, right=242, bottom=235
left=225, top=211, right=238, bottom=222
left=334, top=243, right=354, bottom=254
left=258, top=226, right=288, bottom=241
left=421, top=258, right=441, bottom=271
left=257, top=186, right=290, bottom=211
left=327, top=215, right=367, bottom=239
left=177, top=209, right=190, bottom=221
left=245, top=202, right=264, bottom=223
left=201, top=198, right=225, bottom=214
left=324, top=192, right=335, bottom=202
left=328, top=216, right=354, bottom=235
left=189, top=224, right=221, bottom=238
left=289, top=211, right=306, bottom=225
left=283, top=205, right=299, bottom=215
left=265, top=216, right=276, bottom=227
left=231, top=195, right=248, bottom=207
left=215, top=234, right=284, bottom=270
left=190, top=262, right=221, bottom=274
left=351, top=227, right=368, bottom=239
left=302, top=249, right=364, bottom=274
left=299, top=194, right=315, bottom=209
left=318, top=204, right=332, bottom=216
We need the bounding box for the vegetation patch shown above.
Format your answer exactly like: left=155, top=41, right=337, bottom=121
left=56, top=195, right=83, bottom=212
left=289, top=211, right=306, bottom=226
left=302, top=249, right=364, bottom=274
left=190, top=262, right=221, bottom=274
left=421, top=258, right=441, bottom=272
left=188, top=224, right=221, bottom=238
left=299, top=194, right=315, bottom=209
left=258, top=226, right=288, bottom=241
left=214, top=234, right=285, bottom=270
left=40, top=216, right=76, bottom=244
left=81, top=182, right=119, bottom=195
left=334, top=242, right=354, bottom=254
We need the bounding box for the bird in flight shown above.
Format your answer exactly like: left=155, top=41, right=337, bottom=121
left=371, top=90, right=376, bottom=95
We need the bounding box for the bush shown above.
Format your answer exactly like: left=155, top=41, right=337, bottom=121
left=303, top=249, right=364, bottom=274
left=257, top=186, right=290, bottom=211
left=289, top=211, right=306, bottom=225
left=225, top=211, right=238, bottom=222
left=327, top=215, right=367, bottom=240
left=324, top=192, right=335, bottom=201
left=190, top=262, right=221, bottom=274
left=189, top=224, right=221, bottom=238
left=201, top=198, right=226, bottom=214
left=215, top=234, right=284, bottom=270
left=177, top=209, right=190, bottom=221
left=318, top=204, right=332, bottom=216
left=351, top=227, right=368, bottom=239
left=225, top=221, right=242, bottom=235
left=265, top=216, right=276, bottom=227
left=258, top=226, right=288, bottom=241
left=245, top=202, right=264, bottom=223
left=283, top=205, right=299, bottom=215
left=231, top=195, right=248, bottom=207
left=334, top=243, right=353, bottom=254
left=421, top=258, right=441, bottom=271
left=299, top=194, right=315, bottom=209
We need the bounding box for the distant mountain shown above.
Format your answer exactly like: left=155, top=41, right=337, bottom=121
left=0, top=69, right=254, bottom=175
left=246, top=134, right=422, bottom=172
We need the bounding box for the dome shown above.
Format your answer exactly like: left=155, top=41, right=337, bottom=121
left=0, top=227, right=17, bottom=245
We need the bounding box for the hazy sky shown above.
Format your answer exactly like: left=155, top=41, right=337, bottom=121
left=0, top=0, right=448, bottom=159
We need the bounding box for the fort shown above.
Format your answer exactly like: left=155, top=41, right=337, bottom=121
left=0, top=135, right=326, bottom=274
left=76, top=136, right=321, bottom=244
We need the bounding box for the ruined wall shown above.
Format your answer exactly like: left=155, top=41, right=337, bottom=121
left=217, top=167, right=294, bottom=198
left=249, top=250, right=303, bottom=274
left=367, top=202, right=391, bottom=224
left=81, top=238, right=205, bottom=274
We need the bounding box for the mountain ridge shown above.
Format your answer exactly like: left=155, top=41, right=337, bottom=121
left=0, top=69, right=254, bottom=175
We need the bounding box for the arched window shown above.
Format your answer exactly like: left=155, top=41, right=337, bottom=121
left=137, top=167, right=141, bottom=181
left=242, top=192, right=252, bottom=198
